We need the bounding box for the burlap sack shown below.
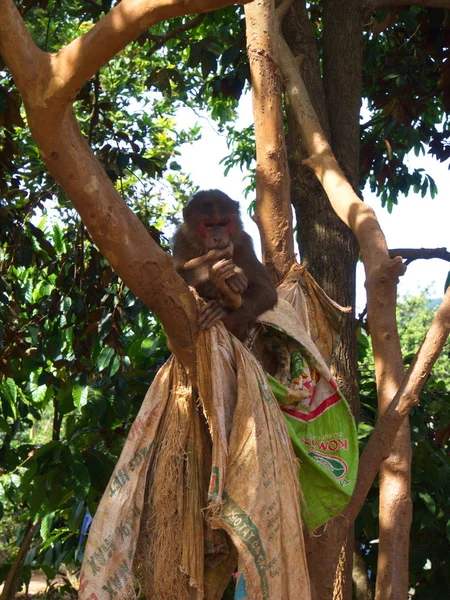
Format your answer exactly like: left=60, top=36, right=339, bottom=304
left=79, top=322, right=311, bottom=600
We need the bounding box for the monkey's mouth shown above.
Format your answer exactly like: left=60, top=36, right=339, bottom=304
left=206, top=241, right=232, bottom=252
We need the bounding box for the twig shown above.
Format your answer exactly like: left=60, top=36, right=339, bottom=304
left=147, top=14, right=205, bottom=57
left=389, top=247, right=450, bottom=264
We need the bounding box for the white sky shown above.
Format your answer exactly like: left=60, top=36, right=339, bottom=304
left=176, top=93, right=450, bottom=311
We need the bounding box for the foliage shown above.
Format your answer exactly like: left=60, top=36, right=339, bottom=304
left=0, top=214, right=171, bottom=582
left=361, top=6, right=450, bottom=211
left=0, top=0, right=200, bottom=587
left=357, top=291, right=450, bottom=598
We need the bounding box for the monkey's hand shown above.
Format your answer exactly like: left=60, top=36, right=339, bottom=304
left=211, top=259, right=242, bottom=309
left=205, top=245, right=233, bottom=261
left=198, top=300, right=228, bottom=330
left=226, top=266, right=248, bottom=294
left=180, top=247, right=230, bottom=272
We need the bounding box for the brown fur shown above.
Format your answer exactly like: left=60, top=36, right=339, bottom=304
left=172, top=190, right=277, bottom=340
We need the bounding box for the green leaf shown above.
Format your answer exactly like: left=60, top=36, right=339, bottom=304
left=418, top=491, right=436, bottom=514
left=98, top=346, right=114, bottom=371
left=221, top=45, right=240, bottom=68
left=73, top=386, right=89, bottom=408
left=116, top=151, right=129, bottom=173
left=201, top=51, right=217, bottom=78
left=110, top=355, right=121, bottom=377
left=68, top=500, right=85, bottom=529
left=40, top=512, right=53, bottom=542
left=2, top=378, right=17, bottom=405
left=52, top=223, right=64, bottom=253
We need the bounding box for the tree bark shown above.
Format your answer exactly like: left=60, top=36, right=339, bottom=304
left=363, top=0, right=450, bottom=10
left=274, top=3, right=413, bottom=599
left=244, top=0, right=296, bottom=282
left=282, top=2, right=361, bottom=597
left=0, top=519, right=40, bottom=600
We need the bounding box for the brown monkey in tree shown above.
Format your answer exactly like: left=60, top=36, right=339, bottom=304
left=172, top=189, right=277, bottom=340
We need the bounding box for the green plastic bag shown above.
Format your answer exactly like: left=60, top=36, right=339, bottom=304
left=257, top=299, right=358, bottom=531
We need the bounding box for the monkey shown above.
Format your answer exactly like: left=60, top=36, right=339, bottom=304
left=172, top=189, right=277, bottom=340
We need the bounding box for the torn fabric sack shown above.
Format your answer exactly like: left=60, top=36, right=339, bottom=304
left=252, top=264, right=358, bottom=531
left=79, top=323, right=311, bottom=600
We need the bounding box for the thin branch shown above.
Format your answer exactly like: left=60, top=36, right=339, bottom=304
left=389, top=247, right=450, bottom=264
left=344, top=286, right=450, bottom=522
left=363, top=0, right=450, bottom=9
left=147, top=14, right=205, bottom=58
left=87, top=72, right=101, bottom=146
left=0, top=519, right=41, bottom=600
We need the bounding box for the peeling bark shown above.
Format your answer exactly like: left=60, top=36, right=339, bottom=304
left=244, top=0, right=296, bottom=282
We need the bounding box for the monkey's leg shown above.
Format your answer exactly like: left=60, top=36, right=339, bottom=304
left=198, top=300, right=228, bottom=330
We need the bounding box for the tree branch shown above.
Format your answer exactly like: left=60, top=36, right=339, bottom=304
left=363, top=0, right=450, bottom=10
left=0, top=0, right=250, bottom=105
left=345, top=286, right=450, bottom=522
left=56, top=0, right=249, bottom=98
left=274, top=8, right=419, bottom=594
left=0, top=0, right=48, bottom=91
left=0, top=0, right=250, bottom=379
left=244, top=0, right=296, bottom=282
left=389, top=247, right=450, bottom=264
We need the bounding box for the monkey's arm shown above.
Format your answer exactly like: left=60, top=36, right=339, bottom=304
left=224, top=234, right=278, bottom=339
left=179, top=247, right=232, bottom=272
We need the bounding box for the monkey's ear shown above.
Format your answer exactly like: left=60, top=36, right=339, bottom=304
left=231, top=199, right=240, bottom=213
left=182, top=204, right=192, bottom=221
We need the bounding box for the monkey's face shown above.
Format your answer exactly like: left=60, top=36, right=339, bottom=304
left=182, top=190, right=242, bottom=253
left=197, top=216, right=236, bottom=251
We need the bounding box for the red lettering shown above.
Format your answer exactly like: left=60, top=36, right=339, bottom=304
left=79, top=573, right=89, bottom=594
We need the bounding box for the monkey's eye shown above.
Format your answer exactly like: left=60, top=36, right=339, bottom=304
left=218, top=221, right=229, bottom=227
left=204, top=222, right=214, bottom=228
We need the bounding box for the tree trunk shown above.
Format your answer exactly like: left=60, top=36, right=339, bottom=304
left=245, top=0, right=295, bottom=282
left=0, top=519, right=40, bottom=600
left=283, top=2, right=361, bottom=597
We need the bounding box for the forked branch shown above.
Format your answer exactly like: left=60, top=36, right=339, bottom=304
left=0, top=0, right=251, bottom=378
left=345, top=286, right=450, bottom=521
